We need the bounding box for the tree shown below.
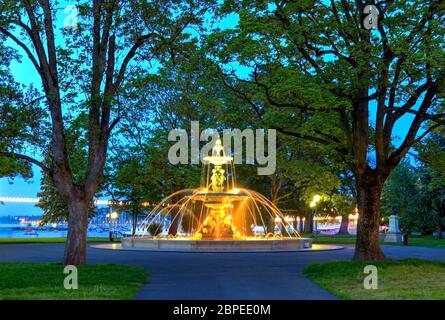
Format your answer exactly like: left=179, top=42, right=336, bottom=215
left=106, top=154, right=148, bottom=236
left=207, top=0, right=445, bottom=260
left=381, top=160, right=424, bottom=235
left=416, top=129, right=445, bottom=237
left=0, top=39, right=44, bottom=180
left=382, top=137, right=445, bottom=239
left=0, top=0, right=215, bottom=265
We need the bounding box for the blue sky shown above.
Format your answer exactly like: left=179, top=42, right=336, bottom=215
left=0, top=5, right=418, bottom=216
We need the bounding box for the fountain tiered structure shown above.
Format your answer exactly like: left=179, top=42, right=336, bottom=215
left=122, top=139, right=312, bottom=251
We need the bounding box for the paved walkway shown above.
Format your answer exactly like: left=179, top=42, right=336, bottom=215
left=0, top=243, right=444, bottom=299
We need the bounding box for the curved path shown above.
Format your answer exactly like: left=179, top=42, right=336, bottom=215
left=0, top=243, right=444, bottom=299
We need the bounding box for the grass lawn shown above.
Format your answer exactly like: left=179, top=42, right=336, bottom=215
left=302, top=233, right=445, bottom=248
left=304, top=259, right=445, bottom=300
left=0, top=237, right=116, bottom=244
left=383, top=236, right=445, bottom=248
left=0, top=262, right=147, bottom=300
left=310, top=234, right=357, bottom=245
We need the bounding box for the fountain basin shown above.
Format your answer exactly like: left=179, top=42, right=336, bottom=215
left=121, top=237, right=313, bottom=251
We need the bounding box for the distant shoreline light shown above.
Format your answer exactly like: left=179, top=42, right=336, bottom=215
left=0, top=197, right=39, bottom=203
left=0, top=197, right=110, bottom=205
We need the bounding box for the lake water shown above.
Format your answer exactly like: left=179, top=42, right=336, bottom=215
left=0, top=225, right=108, bottom=238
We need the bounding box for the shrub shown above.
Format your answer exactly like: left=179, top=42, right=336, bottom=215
left=148, top=223, right=163, bottom=236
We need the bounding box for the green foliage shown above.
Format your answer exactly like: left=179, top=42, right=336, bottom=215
left=415, top=128, right=445, bottom=236
left=381, top=161, right=424, bottom=233
left=36, top=173, right=96, bottom=224
left=0, top=42, right=46, bottom=180
left=36, top=115, right=95, bottom=223
left=207, top=0, right=444, bottom=161
left=382, top=140, right=445, bottom=236
left=148, top=223, right=163, bottom=236
left=36, top=175, right=69, bottom=224
left=0, top=157, right=31, bottom=180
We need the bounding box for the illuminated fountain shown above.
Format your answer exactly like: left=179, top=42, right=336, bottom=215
left=122, top=139, right=313, bottom=251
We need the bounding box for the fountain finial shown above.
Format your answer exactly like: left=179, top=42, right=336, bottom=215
left=213, top=139, right=224, bottom=156
left=203, top=138, right=232, bottom=165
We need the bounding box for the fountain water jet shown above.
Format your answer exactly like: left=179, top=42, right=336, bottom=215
left=122, top=139, right=313, bottom=250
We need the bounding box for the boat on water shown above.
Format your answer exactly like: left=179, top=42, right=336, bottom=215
left=24, top=224, right=39, bottom=236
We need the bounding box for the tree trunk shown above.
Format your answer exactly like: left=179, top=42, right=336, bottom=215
left=132, top=212, right=138, bottom=236
left=266, top=214, right=275, bottom=233
left=353, top=178, right=387, bottom=261
left=63, top=200, right=89, bottom=265
left=338, top=214, right=349, bottom=235
left=437, top=201, right=444, bottom=239
left=131, top=207, right=140, bottom=236
left=437, top=218, right=443, bottom=239
left=168, top=205, right=180, bottom=235
left=403, top=233, right=408, bottom=245
left=305, top=213, right=313, bottom=234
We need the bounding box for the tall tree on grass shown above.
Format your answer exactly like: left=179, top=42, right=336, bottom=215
left=208, top=0, right=445, bottom=260
left=0, top=0, right=215, bottom=265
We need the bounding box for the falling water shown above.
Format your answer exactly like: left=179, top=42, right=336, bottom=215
left=135, top=139, right=301, bottom=240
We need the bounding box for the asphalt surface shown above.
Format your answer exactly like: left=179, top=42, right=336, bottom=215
left=0, top=243, right=444, bottom=299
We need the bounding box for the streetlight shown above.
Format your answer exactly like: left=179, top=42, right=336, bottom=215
left=109, top=211, right=118, bottom=242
